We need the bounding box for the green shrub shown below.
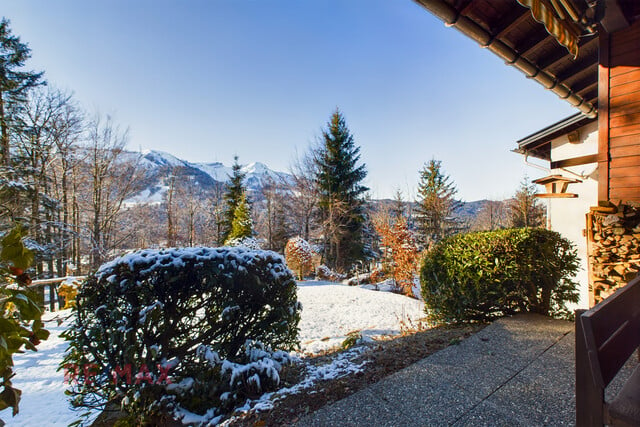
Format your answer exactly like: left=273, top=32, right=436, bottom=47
left=420, top=228, right=579, bottom=323
left=61, top=247, right=301, bottom=424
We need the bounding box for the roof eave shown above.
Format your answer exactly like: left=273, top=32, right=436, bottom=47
left=514, top=112, right=597, bottom=160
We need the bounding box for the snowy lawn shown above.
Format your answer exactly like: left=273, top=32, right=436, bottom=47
left=7, top=280, right=425, bottom=426
left=296, top=280, right=425, bottom=354
left=9, top=310, right=93, bottom=427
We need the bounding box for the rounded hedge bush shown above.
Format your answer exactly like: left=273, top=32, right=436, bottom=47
left=420, top=228, right=579, bottom=323
left=62, top=247, right=301, bottom=423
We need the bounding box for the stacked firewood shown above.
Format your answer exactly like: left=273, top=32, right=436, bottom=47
left=589, top=202, right=640, bottom=304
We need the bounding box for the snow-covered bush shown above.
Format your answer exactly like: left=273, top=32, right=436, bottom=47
left=201, top=340, right=292, bottom=401
left=343, top=272, right=373, bottom=286
left=61, top=247, right=301, bottom=423
left=225, top=236, right=262, bottom=250
left=315, top=264, right=346, bottom=282
left=284, top=237, right=314, bottom=280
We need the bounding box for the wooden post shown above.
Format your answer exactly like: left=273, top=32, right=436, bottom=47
left=575, top=309, right=604, bottom=426
left=48, top=284, right=56, bottom=311
left=37, top=286, right=45, bottom=310
left=597, top=30, right=610, bottom=203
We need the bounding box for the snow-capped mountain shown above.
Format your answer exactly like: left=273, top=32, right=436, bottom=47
left=124, top=150, right=292, bottom=205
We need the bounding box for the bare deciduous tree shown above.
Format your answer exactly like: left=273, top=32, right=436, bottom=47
left=509, top=177, right=545, bottom=228
left=49, top=91, right=84, bottom=274
left=15, top=87, right=77, bottom=276
left=254, top=176, right=291, bottom=252
left=472, top=200, right=508, bottom=231
left=288, top=149, right=319, bottom=243
left=81, top=115, right=141, bottom=269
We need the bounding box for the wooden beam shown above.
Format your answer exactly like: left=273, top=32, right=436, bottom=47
left=517, top=32, right=553, bottom=57
left=576, top=82, right=598, bottom=98
left=598, top=31, right=611, bottom=202
left=555, top=57, right=599, bottom=83
left=539, top=46, right=573, bottom=71
left=539, top=36, right=598, bottom=71
left=491, top=9, right=531, bottom=40
left=584, top=90, right=598, bottom=106
left=551, top=154, right=599, bottom=169
left=456, top=0, right=474, bottom=15
left=535, top=193, right=578, bottom=198
left=572, top=75, right=598, bottom=94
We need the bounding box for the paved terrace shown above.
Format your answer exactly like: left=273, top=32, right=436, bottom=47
left=297, top=313, right=637, bottom=426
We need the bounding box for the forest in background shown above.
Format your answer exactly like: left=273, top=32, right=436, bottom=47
left=0, top=18, right=545, bottom=279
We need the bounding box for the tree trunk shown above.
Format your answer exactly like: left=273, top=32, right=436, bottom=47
left=188, top=207, right=195, bottom=247
left=166, top=175, right=175, bottom=247
left=0, top=85, right=9, bottom=166
left=72, top=167, right=81, bottom=274
left=91, top=164, right=102, bottom=269
left=61, top=159, right=70, bottom=274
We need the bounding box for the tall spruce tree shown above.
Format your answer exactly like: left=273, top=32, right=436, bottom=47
left=221, top=156, right=247, bottom=243
left=415, top=159, right=460, bottom=246
left=0, top=18, right=44, bottom=166
left=509, top=177, right=545, bottom=228
left=315, top=109, right=368, bottom=271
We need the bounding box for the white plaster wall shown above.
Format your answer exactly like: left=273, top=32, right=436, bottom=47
left=546, top=121, right=598, bottom=308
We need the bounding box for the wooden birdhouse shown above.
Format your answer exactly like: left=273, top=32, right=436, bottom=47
left=533, top=175, right=581, bottom=198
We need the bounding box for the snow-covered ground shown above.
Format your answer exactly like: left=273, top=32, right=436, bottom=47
left=9, top=310, right=93, bottom=427
left=7, top=281, right=425, bottom=426
left=297, top=281, right=425, bottom=354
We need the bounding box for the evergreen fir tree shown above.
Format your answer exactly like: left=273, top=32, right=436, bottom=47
left=0, top=18, right=44, bottom=166
left=509, top=177, right=545, bottom=228
left=227, top=192, right=253, bottom=241
left=414, top=159, right=460, bottom=246
left=315, top=109, right=368, bottom=271
left=0, top=19, right=44, bottom=229
left=221, top=156, right=247, bottom=242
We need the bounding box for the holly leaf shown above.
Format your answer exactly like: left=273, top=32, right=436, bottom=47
left=0, top=384, right=21, bottom=415
left=0, top=226, right=34, bottom=270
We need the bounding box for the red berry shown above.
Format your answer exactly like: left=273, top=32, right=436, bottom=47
left=9, top=266, right=23, bottom=276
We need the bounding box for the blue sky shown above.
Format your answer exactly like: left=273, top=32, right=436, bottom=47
left=3, top=0, right=576, bottom=201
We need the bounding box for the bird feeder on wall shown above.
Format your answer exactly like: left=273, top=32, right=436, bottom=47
left=532, top=175, right=581, bottom=198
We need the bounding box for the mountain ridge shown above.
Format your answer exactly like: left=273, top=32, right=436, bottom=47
left=126, top=150, right=492, bottom=222
left=124, top=150, right=292, bottom=205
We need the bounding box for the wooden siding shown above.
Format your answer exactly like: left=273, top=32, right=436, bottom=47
left=607, top=20, right=640, bottom=202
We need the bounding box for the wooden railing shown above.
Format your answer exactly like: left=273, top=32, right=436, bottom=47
left=575, top=274, right=640, bottom=425
left=27, top=276, right=86, bottom=312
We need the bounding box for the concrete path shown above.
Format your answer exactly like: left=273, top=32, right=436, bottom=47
left=297, top=313, right=636, bottom=426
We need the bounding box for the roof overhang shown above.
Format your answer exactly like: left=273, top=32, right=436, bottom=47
left=414, top=0, right=603, bottom=117
left=514, top=112, right=596, bottom=160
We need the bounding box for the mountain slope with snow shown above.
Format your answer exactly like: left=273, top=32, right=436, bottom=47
left=123, top=150, right=292, bottom=205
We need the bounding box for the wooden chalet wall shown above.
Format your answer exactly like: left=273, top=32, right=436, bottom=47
left=599, top=19, right=640, bottom=202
